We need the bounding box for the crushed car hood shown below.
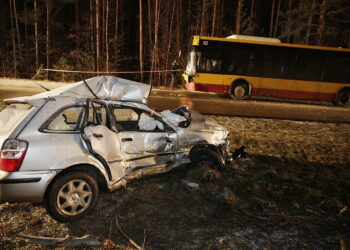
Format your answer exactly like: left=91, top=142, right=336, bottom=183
left=176, top=109, right=229, bottom=146
left=4, top=76, right=152, bottom=106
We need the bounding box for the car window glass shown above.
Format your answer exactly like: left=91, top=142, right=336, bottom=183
left=113, top=107, right=166, bottom=131
left=47, top=106, right=84, bottom=131
left=87, top=104, right=108, bottom=126
left=112, top=108, right=140, bottom=131
left=0, top=104, right=33, bottom=135
left=114, top=108, right=139, bottom=121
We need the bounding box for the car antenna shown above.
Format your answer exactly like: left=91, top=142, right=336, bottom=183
left=79, top=74, right=99, bottom=99
left=30, top=66, right=50, bottom=91
left=32, top=80, right=50, bottom=91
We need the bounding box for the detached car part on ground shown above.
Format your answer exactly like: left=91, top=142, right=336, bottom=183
left=0, top=76, right=234, bottom=222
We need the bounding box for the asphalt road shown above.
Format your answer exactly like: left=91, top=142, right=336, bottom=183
left=1, top=79, right=349, bottom=123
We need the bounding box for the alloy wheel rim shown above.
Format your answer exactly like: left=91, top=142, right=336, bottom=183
left=57, top=179, right=92, bottom=216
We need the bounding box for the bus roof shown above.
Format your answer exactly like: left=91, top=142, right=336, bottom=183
left=226, top=34, right=281, bottom=43
left=193, top=35, right=350, bottom=53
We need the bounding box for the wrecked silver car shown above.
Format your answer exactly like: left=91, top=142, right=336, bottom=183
left=0, top=76, right=231, bottom=222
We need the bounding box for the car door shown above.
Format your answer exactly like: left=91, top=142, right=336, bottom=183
left=110, top=104, right=179, bottom=173
left=82, top=100, right=127, bottom=182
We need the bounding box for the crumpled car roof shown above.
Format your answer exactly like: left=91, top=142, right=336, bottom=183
left=5, top=76, right=152, bottom=106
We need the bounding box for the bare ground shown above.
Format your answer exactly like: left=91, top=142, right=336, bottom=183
left=0, top=103, right=349, bottom=249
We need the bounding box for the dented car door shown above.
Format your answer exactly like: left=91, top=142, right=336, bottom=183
left=84, top=101, right=179, bottom=184
left=110, top=105, right=179, bottom=171
left=83, top=101, right=127, bottom=182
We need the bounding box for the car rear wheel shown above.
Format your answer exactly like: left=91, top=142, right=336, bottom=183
left=44, top=171, right=99, bottom=222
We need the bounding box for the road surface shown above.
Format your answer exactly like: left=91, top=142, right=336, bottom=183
left=1, top=78, right=349, bottom=123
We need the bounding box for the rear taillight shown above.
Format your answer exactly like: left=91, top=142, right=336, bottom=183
left=0, top=139, right=28, bottom=172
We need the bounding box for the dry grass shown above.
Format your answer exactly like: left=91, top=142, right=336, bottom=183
left=209, top=115, right=350, bottom=166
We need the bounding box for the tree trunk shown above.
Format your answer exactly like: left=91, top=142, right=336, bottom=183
left=211, top=0, right=218, bottom=36
left=248, top=0, right=256, bottom=35
left=269, top=0, right=275, bottom=37
left=150, top=0, right=159, bottom=85
left=34, top=0, right=39, bottom=71
left=1, top=0, right=8, bottom=76
left=75, top=0, right=80, bottom=48
left=101, top=0, right=105, bottom=58
left=105, top=0, right=109, bottom=72
left=317, top=0, right=327, bottom=45
left=46, top=0, right=50, bottom=79
left=294, top=0, right=303, bottom=43
left=218, top=0, right=224, bottom=37
left=139, top=0, right=143, bottom=81
left=24, top=0, right=28, bottom=49
left=176, top=0, right=181, bottom=52
left=286, top=0, right=292, bottom=43
left=164, top=1, right=175, bottom=86
left=147, top=0, right=153, bottom=55
left=95, top=0, right=100, bottom=73
left=9, top=0, right=17, bottom=77
left=305, top=0, right=316, bottom=44
left=235, top=0, right=244, bottom=35
left=90, top=0, right=95, bottom=70
left=115, top=0, right=119, bottom=67
left=273, top=0, right=281, bottom=37
left=12, top=0, right=21, bottom=58
left=200, top=0, right=206, bottom=35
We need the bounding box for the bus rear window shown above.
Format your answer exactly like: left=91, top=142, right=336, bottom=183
left=0, top=103, right=33, bottom=135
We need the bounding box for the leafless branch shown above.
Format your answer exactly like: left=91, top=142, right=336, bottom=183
left=115, top=216, right=144, bottom=250
left=18, top=233, right=101, bottom=247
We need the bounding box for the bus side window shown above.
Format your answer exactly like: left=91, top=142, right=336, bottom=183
left=262, top=46, right=297, bottom=79
left=225, top=43, right=260, bottom=76
left=197, top=41, right=223, bottom=73
left=324, top=53, right=350, bottom=83
left=296, top=50, right=325, bottom=81
left=226, top=44, right=247, bottom=75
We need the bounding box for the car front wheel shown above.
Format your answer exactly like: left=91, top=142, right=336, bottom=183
left=44, top=171, right=99, bottom=222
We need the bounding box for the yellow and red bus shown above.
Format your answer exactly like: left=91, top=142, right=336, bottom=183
left=183, top=35, right=350, bottom=106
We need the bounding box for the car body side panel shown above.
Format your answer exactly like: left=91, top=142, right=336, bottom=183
left=14, top=98, right=111, bottom=180
left=0, top=170, right=58, bottom=202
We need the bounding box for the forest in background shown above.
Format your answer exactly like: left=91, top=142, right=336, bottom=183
left=0, top=0, right=349, bottom=85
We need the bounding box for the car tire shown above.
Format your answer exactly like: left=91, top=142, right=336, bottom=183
left=44, top=171, right=99, bottom=223
left=337, top=89, right=350, bottom=106
left=230, top=82, right=249, bottom=99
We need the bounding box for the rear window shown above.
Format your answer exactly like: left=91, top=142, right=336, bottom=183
left=46, top=106, right=85, bottom=131
left=0, top=103, right=33, bottom=135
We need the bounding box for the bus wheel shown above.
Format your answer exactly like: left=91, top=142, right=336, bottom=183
left=230, top=82, right=249, bottom=99
left=337, top=90, right=350, bottom=106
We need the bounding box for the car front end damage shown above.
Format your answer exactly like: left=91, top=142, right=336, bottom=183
left=170, top=108, right=234, bottom=168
